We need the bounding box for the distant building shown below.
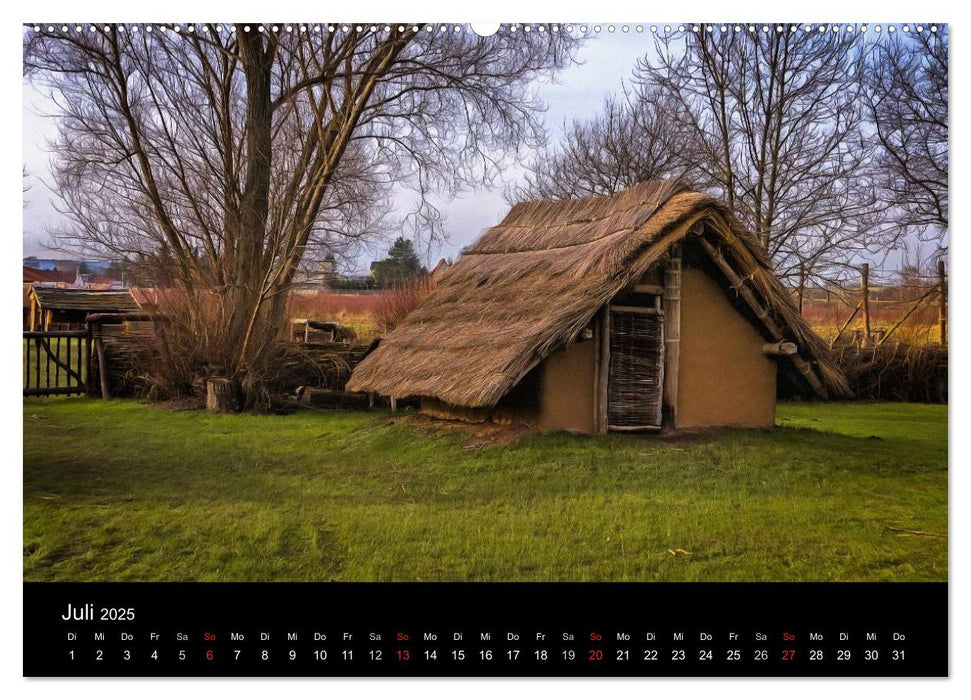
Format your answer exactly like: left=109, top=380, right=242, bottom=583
left=23, top=257, right=119, bottom=272
left=430, top=258, right=452, bottom=278
left=23, top=266, right=76, bottom=285
left=292, top=255, right=340, bottom=292
left=26, top=286, right=140, bottom=331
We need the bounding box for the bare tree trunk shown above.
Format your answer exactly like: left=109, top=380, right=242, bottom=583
left=861, top=263, right=872, bottom=348
left=231, top=30, right=276, bottom=375
left=25, top=24, right=578, bottom=409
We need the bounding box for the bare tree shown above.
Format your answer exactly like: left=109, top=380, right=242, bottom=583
left=861, top=27, right=947, bottom=244
left=515, top=86, right=692, bottom=199
left=640, top=28, right=884, bottom=285
left=24, top=24, right=576, bottom=401
left=520, top=28, right=892, bottom=288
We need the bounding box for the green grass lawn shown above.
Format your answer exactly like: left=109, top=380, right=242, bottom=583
left=23, top=399, right=947, bottom=582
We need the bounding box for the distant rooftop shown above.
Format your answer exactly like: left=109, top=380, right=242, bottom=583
left=28, top=286, right=140, bottom=312
left=23, top=257, right=118, bottom=272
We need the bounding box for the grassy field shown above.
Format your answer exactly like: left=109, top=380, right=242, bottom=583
left=23, top=399, right=947, bottom=582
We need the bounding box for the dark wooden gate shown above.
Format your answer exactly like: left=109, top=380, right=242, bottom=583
left=607, top=306, right=664, bottom=430
left=23, top=330, right=91, bottom=397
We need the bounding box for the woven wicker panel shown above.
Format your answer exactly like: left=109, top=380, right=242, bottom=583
left=607, top=309, right=664, bottom=428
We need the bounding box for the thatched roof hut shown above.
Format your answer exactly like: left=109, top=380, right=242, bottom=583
left=348, top=181, right=849, bottom=433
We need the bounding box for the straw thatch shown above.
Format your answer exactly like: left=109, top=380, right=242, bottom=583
left=347, top=181, right=850, bottom=407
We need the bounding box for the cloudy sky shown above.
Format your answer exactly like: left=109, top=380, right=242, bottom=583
left=21, top=29, right=656, bottom=269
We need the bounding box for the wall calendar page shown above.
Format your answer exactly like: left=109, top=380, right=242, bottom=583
left=20, top=13, right=949, bottom=684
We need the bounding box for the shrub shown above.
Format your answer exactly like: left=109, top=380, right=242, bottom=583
left=831, top=342, right=947, bottom=403
left=371, top=275, right=436, bottom=335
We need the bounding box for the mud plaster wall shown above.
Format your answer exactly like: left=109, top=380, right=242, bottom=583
left=676, top=266, right=776, bottom=428
left=534, top=338, right=597, bottom=433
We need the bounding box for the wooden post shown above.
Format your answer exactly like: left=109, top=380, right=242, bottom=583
left=95, top=330, right=111, bottom=399
left=938, top=259, right=947, bottom=346
left=84, top=322, right=95, bottom=398
left=390, top=396, right=397, bottom=413
left=860, top=263, right=871, bottom=348
left=592, top=312, right=601, bottom=431
left=597, top=307, right=610, bottom=433
left=663, top=246, right=682, bottom=428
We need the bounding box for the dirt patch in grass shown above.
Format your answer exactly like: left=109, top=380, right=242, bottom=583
left=154, top=396, right=206, bottom=411
left=389, top=412, right=532, bottom=449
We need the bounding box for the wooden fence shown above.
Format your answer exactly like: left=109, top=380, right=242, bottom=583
left=797, top=261, right=947, bottom=349
left=23, top=329, right=90, bottom=397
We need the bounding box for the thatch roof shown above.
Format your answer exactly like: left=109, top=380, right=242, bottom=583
left=347, top=181, right=850, bottom=406
left=29, top=286, right=140, bottom=313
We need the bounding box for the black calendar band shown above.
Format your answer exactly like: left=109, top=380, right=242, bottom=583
left=24, top=582, right=947, bottom=677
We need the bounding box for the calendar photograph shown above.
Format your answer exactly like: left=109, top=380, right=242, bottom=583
left=22, top=22, right=947, bottom=591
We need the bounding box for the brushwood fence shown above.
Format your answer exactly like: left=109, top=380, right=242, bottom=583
left=86, top=314, right=374, bottom=401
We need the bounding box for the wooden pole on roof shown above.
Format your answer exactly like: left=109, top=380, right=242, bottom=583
left=860, top=263, right=871, bottom=348
left=938, top=258, right=947, bottom=346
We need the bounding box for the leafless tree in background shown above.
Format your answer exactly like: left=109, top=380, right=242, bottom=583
left=641, top=29, right=878, bottom=284
left=861, top=27, right=947, bottom=249
left=24, top=24, right=576, bottom=402
left=515, top=86, right=692, bottom=199
left=522, top=28, right=921, bottom=289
